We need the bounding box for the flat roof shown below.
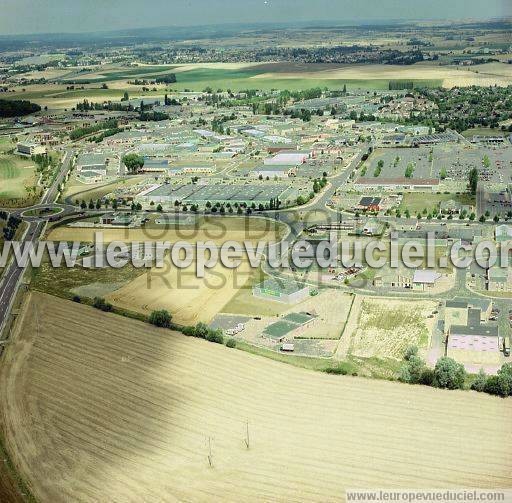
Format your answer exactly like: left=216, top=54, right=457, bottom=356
left=77, top=153, right=107, bottom=166
left=255, top=278, right=308, bottom=295
left=209, top=314, right=251, bottom=331
left=282, top=312, right=317, bottom=325
left=448, top=335, right=498, bottom=351
left=452, top=296, right=491, bottom=312
left=264, top=320, right=298, bottom=339
left=413, top=270, right=442, bottom=284
left=356, top=177, right=439, bottom=186
left=446, top=301, right=468, bottom=309
left=450, top=324, right=499, bottom=337
left=143, top=183, right=288, bottom=203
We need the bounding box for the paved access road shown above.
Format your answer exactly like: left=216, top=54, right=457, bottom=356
left=0, top=148, right=74, bottom=336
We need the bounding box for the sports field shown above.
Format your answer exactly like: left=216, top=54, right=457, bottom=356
left=1, top=292, right=511, bottom=502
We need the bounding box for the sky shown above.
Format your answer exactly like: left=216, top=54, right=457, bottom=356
left=0, top=0, right=509, bottom=36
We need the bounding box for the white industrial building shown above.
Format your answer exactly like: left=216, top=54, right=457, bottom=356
left=16, top=141, right=46, bottom=156
left=264, top=151, right=310, bottom=166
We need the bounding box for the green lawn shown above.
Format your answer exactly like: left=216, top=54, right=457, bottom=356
left=461, top=127, right=506, bottom=138
left=0, top=136, right=15, bottom=154
left=0, top=154, right=37, bottom=204
left=171, top=69, right=441, bottom=91
left=400, top=192, right=475, bottom=214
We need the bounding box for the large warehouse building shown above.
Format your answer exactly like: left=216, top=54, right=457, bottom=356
left=252, top=278, right=310, bottom=304
left=136, top=182, right=290, bottom=207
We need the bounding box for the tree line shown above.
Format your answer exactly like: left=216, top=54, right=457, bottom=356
left=0, top=99, right=40, bottom=118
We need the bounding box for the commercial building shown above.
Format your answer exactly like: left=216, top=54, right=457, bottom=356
left=16, top=141, right=46, bottom=156
left=448, top=306, right=500, bottom=352
left=250, top=165, right=297, bottom=179
left=76, top=152, right=108, bottom=183
left=263, top=312, right=317, bottom=341
left=264, top=151, right=310, bottom=166
left=253, top=279, right=310, bottom=304
left=354, top=177, right=439, bottom=191
left=136, top=182, right=289, bottom=207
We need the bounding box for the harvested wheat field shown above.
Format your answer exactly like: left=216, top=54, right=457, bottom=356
left=1, top=292, right=511, bottom=503
left=106, top=257, right=254, bottom=325
left=45, top=216, right=285, bottom=246
left=252, top=63, right=512, bottom=88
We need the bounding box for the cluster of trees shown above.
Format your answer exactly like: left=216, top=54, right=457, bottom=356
left=139, top=110, right=169, bottom=122
left=419, top=86, right=512, bottom=132
left=468, top=167, right=479, bottom=195
left=78, top=197, right=124, bottom=211
left=1, top=214, right=21, bottom=241
left=374, top=160, right=384, bottom=177
left=148, top=310, right=173, bottom=328
left=471, top=365, right=512, bottom=398
left=148, top=311, right=236, bottom=348
left=122, top=153, right=145, bottom=173
left=88, top=126, right=124, bottom=143
left=92, top=297, right=113, bottom=312
left=69, top=119, right=118, bottom=140
left=312, top=176, right=328, bottom=194
left=295, top=177, right=327, bottom=206
left=478, top=210, right=512, bottom=223
left=164, top=94, right=179, bottom=106
left=76, top=99, right=130, bottom=112
left=399, top=346, right=512, bottom=398
left=211, top=113, right=236, bottom=134
left=155, top=74, right=177, bottom=84
left=399, top=347, right=466, bottom=389
left=0, top=99, right=41, bottom=118
left=394, top=205, right=477, bottom=222
left=181, top=322, right=224, bottom=345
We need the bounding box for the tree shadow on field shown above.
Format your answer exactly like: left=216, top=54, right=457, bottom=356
left=0, top=292, right=207, bottom=502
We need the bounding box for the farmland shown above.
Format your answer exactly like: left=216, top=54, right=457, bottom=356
left=0, top=292, right=511, bottom=502
left=4, top=59, right=512, bottom=112
left=45, top=215, right=285, bottom=246
left=107, top=257, right=254, bottom=325
left=0, top=154, right=37, bottom=206
left=4, top=61, right=507, bottom=111
left=38, top=216, right=285, bottom=325
left=61, top=175, right=148, bottom=204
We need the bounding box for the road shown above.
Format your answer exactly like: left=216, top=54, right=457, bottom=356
left=0, top=149, right=74, bottom=337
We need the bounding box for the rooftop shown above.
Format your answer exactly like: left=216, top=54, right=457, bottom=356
left=255, top=278, right=308, bottom=295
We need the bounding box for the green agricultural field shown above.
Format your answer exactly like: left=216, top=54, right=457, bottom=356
left=0, top=155, right=38, bottom=205
left=461, top=127, right=506, bottom=138
left=0, top=136, right=15, bottom=154
left=3, top=67, right=442, bottom=110
left=30, top=257, right=145, bottom=301
left=400, top=192, right=475, bottom=214
left=171, top=68, right=440, bottom=92
left=62, top=175, right=149, bottom=204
